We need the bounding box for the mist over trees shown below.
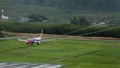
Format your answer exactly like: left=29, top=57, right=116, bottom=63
left=0, top=0, right=120, bottom=38
left=7, top=0, right=120, bottom=11
left=1, top=0, right=120, bottom=23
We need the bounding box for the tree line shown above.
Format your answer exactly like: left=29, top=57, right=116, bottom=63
left=0, top=21, right=120, bottom=38
left=5, top=0, right=120, bottom=11
left=1, top=0, right=120, bottom=11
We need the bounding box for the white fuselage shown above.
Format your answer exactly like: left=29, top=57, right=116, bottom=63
left=26, top=37, right=42, bottom=45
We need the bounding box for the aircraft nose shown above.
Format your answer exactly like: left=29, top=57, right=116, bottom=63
left=25, top=40, right=30, bottom=44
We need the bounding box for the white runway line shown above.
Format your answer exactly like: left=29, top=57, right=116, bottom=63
left=0, top=62, right=62, bottom=68
left=46, top=65, right=62, bottom=68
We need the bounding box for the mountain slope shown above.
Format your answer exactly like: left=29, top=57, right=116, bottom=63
left=6, top=0, right=120, bottom=11
left=0, top=0, right=120, bottom=23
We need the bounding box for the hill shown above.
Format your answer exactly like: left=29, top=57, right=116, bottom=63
left=0, top=0, right=120, bottom=23
left=2, top=0, right=120, bottom=11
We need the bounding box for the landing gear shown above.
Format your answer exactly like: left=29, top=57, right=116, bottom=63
left=26, top=41, right=40, bottom=46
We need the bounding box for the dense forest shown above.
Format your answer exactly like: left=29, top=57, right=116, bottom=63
left=0, top=0, right=119, bottom=11
left=0, top=21, right=120, bottom=38
left=0, top=0, right=120, bottom=23
left=0, top=0, right=120, bottom=38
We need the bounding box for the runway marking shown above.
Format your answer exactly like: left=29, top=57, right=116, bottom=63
left=0, top=62, right=62, bottom=68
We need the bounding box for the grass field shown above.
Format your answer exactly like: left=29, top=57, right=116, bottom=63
left=0, top=38, right=120, bottom=68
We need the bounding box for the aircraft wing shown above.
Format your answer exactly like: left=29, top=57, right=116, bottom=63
left=42, top=39, right=55, bottom=42
left=18, top=39, right=26, bottom=42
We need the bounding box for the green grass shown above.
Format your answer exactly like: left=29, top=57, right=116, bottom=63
left=0, top=39, right=120, bottom=68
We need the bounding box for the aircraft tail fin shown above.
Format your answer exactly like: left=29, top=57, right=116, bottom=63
left=40, top=29, right=43, bottom=39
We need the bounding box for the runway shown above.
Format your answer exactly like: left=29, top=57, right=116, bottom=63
left=0, top=62, right=62, bottom=68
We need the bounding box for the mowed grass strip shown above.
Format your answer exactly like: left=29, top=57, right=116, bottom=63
left=0, top=39, right=120, bottom=68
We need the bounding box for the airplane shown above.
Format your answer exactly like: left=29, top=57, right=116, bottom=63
left=18, top=29, right=54, bottom=45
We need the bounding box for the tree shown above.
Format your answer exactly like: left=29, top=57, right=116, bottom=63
left=70, top=16, right=90, bottom=26
left=27, top=14, right=47, bottom=22
left=70, top=17, right=78, bottom=25
left=0, top=31, right=4, bottom=37
left=78, top=17, right=90, bottom=26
